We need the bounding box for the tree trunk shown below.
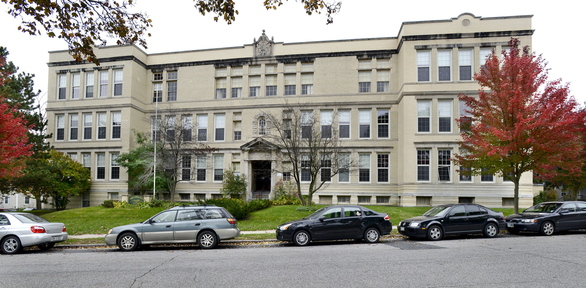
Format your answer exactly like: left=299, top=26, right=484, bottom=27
left=513, top=178, right=520, bottom=214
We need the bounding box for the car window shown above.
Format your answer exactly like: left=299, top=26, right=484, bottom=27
left=321, top=207, right=342, bottom=219
left=525, top=203, right=562, bottom=213
left=561, top=203, right=577, bottom=212
left=423, top=206, right=450, bottom=217
left=176, top=210, right=203, bottom=221
left=203, top=208, right=226, bottom=219
left=151, top=211, right=177, bottom=223
left=344, top=207, right=362, bottom=217
left=466, top=205, right=482, bottom=216
left=448, top=206, right=466, bottom=217
left=362, top=209, right=376, bottom=216
left=0, top=215, right=9, bottom=225
left=576, top=202, right=586, bottom=212
left=12, top=213, right=49, bottom=223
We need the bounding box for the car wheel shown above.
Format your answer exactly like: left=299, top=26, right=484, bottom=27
left=1, top=236, right=22, bottom=254
left=117, top=232, right=140, bottom=251
left=426, top=225, right=443, bottom=241
left=198, top=231, right=218, bottom=249
left=293, top=230, right=311, bottom=246
left=363, top=227, right=381, bottom=243
left=483, top=223, right=499, bottom=238
left=37, top=242, right=56, bottom=251
left=539, top=221, right=555, bottom=236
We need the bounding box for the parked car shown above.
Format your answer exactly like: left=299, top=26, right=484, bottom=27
left=105, top=205, right=240, bottom=251
left=276, top=205, right=392, bottom=246
left=0, top=212, right=68, bottom=254
left=398, top=204, right=506, bottom=241
left=505, top=201, right=586, bottom=236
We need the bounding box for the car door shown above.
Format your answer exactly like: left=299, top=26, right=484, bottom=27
left=141, top=210, right=177, bottom=242
left=337, top=206, right=364, bottom=239
left=311, top=207, right=344, bottom=240
left=173, top=209, right=203, bottom=241
left=575, top=202, right=586, bottom=228
left=0, top=214, right=10, bottom=239
left=443, top=205, right=468, bottom=234
left=557, top=203, right=580, bottom=230
left=465, top=205, right=487, bottom=232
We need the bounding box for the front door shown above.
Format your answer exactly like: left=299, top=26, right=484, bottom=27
left=251, top=161, right=271, bottom=199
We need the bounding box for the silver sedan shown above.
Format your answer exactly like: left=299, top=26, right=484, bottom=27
left=0, top=212, right=68, bottom=254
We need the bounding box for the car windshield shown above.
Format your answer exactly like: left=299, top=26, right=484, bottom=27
left=423, top=206, right=450, bottom=217
left=524, top=203, right=562, bottom=213
left=12, top=213, right=49, bottom=223
left=305, top=207, right=329, bottom=219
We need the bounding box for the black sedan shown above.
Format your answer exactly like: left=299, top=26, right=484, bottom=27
left=398, top=204, right=506, bottom=241
left=276, top=205, right=392, bottom=246
left=506, top=201, right=586, bottom=236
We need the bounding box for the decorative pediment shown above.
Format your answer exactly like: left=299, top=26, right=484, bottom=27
left=253, top=30, right=274, bottom=57
left=240, top=137, right=279, bottom=151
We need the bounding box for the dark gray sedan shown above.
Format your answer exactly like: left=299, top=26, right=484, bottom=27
left=0, top=212, right=68, bottom=254
left=506, top=201, right=586, bottom=236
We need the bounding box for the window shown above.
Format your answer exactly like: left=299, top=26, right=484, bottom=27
left=358, top=71, right=371, bottom=93
left=182, top=115, right=192, bottom=142
left=249, top=76, right=260, bottom=97
left=377, top=154, right=389, bottom=182
left=438, top=149, right=451, bottom=181
left=266, top=75, right=277, bottom=96
left=197, top=115, right=207, bottom=141
left=320, top=154, right=332, bottom=182
left=338, top=153, right=350, bottom=182
left=85, top=72, right=94, bottom=98
left=166, top=116, right=176, bottom=141
left=214, top=114, right=225, bottom=141
left=213, top=154, right=224, bottom=181
left=168, top=71, right=178, bottom=80
left=233, top=120, right=242, bottom=140
left=338, top=110, right=350, bottom=139
left=99, top=71, right=108, bottom=97
left=377, top=109, right=389, bottom=138
left=301, top=111, right=313, bottom=139
left=438, top=50, right=452, bottom=81
left=56, top=115, right=65, bottom=140
left=284, top=74, right=296, bottom=95
left=459, top=100, right=472, bottom=132
left=249, top=65, right=261, bottom=74
left=417, top=51, right=431, bottom=82
left=417, top=150, right=430, bottom=181
left=96, top=153, right=105, bottom=180
left=71, top=73, right=80, bottom=99
left=153, top=72, right=163, bottom=81
left=151, top=116, right=161, bottom=141
left=337, top=196, right=350, bottom=204
left=113, top=69, right=123, bottom=96
left=58, top=74, right=66, bottom=99
left=258, top=117, right=267, bottom=135
left=153, top=83, right=162, bottom=102
left=167, top=81, right=177, bottom=101
left=284, top=63, right=296, bottom=73
left=480, top=47, right=493, bottom=70
left=438, top=100, right=452, bottom=132
left=301, top=154, right=311, bottom=182
left=82, top=153, right=91, bottom=172
left=216, top=78, right=226, bottom=99
left=196, top=155, right=206, bottom=181
left=417, top=100, right=431, bottom=132
left=181, top=155, right=191, bottom=181
left=111, top=153, right=120, bottom=180
left=377, top=196, right=390, bottom=204
left=111, top=112, right=121, bottom=139
left=359, top=154, right=370, bottom=182
left=459, top=166, right=472, bottom=182
left=377, top=70, right=390, bottom=92
left=481, top=169, right=494, bottom=182
left=459, top=49, right=473, bottom=81
left=83, top=113, right=92, bottom=140
left=301, top=74, right=313, bottom=95
left=359, top=110, right=371, bottom=138
left=231, top=77, right=242, bottom=98
left=320, top=111, right=332, bottom=139
left=69, top=114, right=78, bottom=140
left=282, top=172, right=291, bottom=182
left=97, top=112, right=107, bottom=139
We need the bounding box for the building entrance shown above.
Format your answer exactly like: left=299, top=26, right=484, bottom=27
left=251, top=161, right=271, bottom=199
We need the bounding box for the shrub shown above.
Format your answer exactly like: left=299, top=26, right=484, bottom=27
left=273, top=180, right=301, bottom=205
left=102, top=200, right=118, bottom=208
left=534, top=188, right=558, bottom=204
left=203, top=198, right=272, bottom=220
left=220, top=168, right=247, bottom=199
left=113, top=201, right=131, bottom=209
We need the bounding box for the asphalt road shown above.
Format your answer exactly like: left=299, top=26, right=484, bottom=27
left=3, top=233, right=586, bottom=287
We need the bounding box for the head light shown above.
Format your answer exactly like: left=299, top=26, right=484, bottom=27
left=279, top=224, right=292, bottom=231
left=409, top=222, right=421, bottom=228
left=521, top=219, right=538, bottom=223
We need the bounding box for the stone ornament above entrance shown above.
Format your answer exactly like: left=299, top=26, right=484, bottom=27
left=253, top=30, right=274, bottom=57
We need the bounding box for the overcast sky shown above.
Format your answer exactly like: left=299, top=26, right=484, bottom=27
left=1, top=0, right=584, bottom=105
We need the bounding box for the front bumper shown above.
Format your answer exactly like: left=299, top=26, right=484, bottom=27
left=275, top=229, right=294, bottom=242
left=506, top=221, right=540, bottom=233
left=397, top=225, right=428, bottom=238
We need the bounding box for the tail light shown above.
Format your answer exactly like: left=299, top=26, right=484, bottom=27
left=227, top=218, right=237, bottom=224
left=384, top=214, right=390, bottom=221
left=30, top=226, right=46, bottom=233
left=62, top=225, right=67, bottom=232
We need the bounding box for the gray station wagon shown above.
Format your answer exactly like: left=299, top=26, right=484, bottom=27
left=105, top=205, right=240, bottom=250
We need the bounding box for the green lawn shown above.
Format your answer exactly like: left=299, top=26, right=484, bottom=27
left=38, top=205, right=517, bottom=236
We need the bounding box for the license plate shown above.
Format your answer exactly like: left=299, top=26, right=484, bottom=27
left=52, top=236, right=63, bottom=241
left=507, top=223, right=514, bottom=228
left=399, top=227, right=405, bottom=231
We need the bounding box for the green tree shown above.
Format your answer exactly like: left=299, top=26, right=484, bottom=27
left=2, top=0, right=340, bottom=64
left=13, top=150, right=91, bottom=210
left=457, top=38, right=586, bottom=214
left=220, top=168, right=247, bottom=199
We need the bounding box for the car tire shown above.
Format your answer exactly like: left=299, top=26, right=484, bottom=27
left=293, top=230, right=311, bottom=246
left=37, top=242, right=56, bottom=251
left=539, top=221, right=555, bottom=236
left=117, top=232, right=140, bottom=251
left=483, top=223, right=499, bottom=238
left=363, top=227, right=381, bottom=243
left=1, top=235, right=22, bottom=254
left=426, top=225, right=443, bottom=241
left=198, top=231, right=218, bottom=249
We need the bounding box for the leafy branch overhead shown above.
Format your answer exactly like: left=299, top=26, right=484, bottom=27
left=3, top=0, right=341, bottom=64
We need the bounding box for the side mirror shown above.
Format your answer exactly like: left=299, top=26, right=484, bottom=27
left=559, top=209, right=570, bottom=214
left=319, top=217, right=325, bottom=222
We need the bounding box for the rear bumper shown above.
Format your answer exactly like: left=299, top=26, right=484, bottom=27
left=19, top=232, right=68, bottom=247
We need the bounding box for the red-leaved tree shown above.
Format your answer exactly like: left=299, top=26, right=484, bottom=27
left=457, top=38, right=586, bottom=213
